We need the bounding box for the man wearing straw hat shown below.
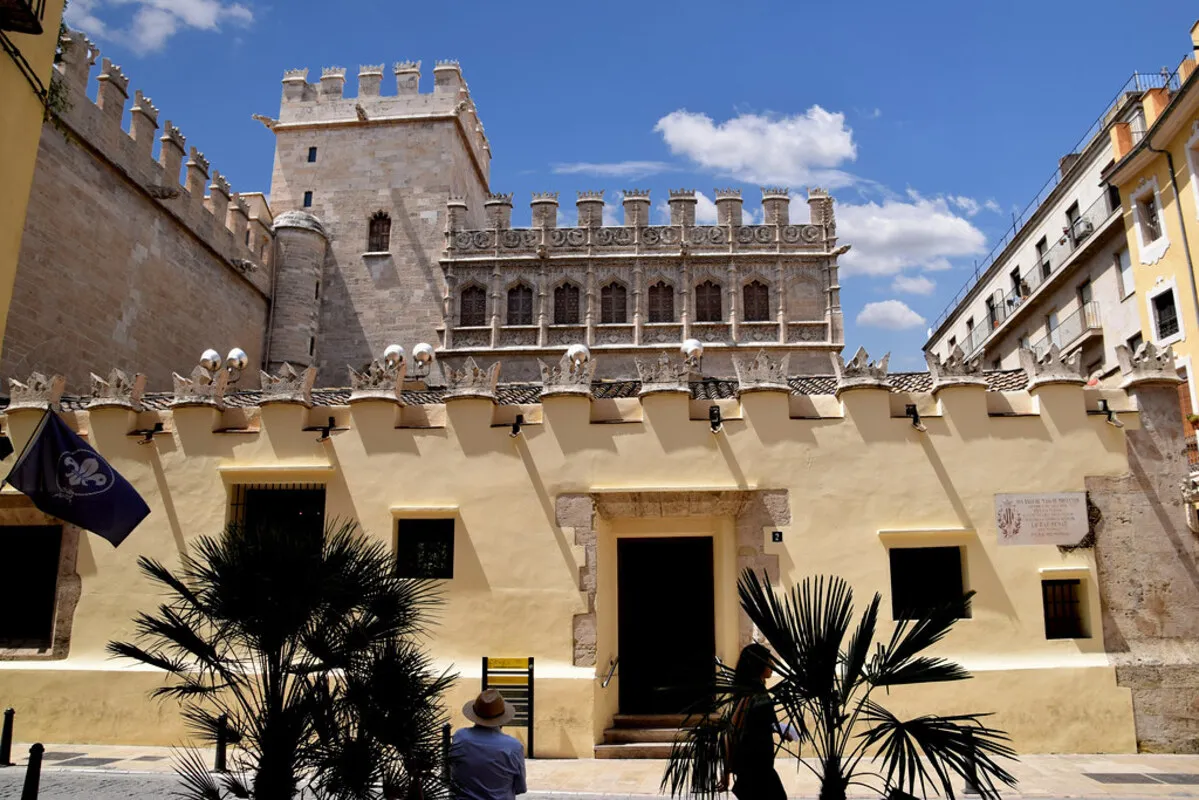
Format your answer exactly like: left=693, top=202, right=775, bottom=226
left=449, top=689, right=528, bottom=800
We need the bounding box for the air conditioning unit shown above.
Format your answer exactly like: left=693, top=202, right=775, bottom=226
left=1072, top=218, right=1094, bottom=242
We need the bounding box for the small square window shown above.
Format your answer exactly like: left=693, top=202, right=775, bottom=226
left=888, top=546, right=968, bottom=620
left=0, top=526, right=63, bottom=649
left=1041, top=579, right=1089, bottom=639
left=396, top=519, right=455, bottom=579
left=308, top=147, right=318, bottom=163
left=303, top=191, right=313, bottom=208
left=231, top=485, right=326, bottom=540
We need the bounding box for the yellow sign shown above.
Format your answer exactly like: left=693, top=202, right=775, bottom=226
left=487, top=675, right=529, bottom=686
left=487, top=657, right=530, bottom=670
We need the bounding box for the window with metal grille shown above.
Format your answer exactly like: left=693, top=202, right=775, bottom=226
left=368, top=211, right=391, bottom=252
left=600, top=283, right=627, bottom=324
left=554, top=283, right=581, bottom=325
left=648, top=281, right=674, bottom=323
left=695, top=281, right=722, bottom=322
left=743, top=281, right=769, bottom=322
left=887, top=546, right=968, bottom=620
left=229, top=484, right=326, bottom=540
left=395, top=518, right=455, bottom=579
left=507, top=284, right=533, bottom=325
left=1041, top=579, right=1087, bottom=639
left=460, top=286, right=487, bottom=327
left=1153, top=289, right=1179, bottom=340
left=0, top=526, right=62, bottom=649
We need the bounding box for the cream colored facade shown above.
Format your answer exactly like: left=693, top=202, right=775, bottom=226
left=0, top=345, right=1194, bottom=755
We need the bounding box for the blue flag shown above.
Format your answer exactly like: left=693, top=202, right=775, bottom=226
left=4, top=411, right=150, bottom=547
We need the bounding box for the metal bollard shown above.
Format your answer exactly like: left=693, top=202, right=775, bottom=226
left=213, top=713, right=228, bottom=773
left=963, top=728, right=982, bottom=796
left=21, top=743, right=43, bottom=800
left=441, top=722, right=451, bottom=773
left=0, top=708, right=14, bottom=767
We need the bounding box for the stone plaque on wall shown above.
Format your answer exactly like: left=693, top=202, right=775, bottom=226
left=994, top=492, right=1087, bottom=546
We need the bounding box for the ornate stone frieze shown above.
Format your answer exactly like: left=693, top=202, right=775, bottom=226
left=88, top=369, right=146, bottom=411
left=539, top=353, right=596, bottom=398
left=734, top=351, right=791, bottom=395
left=8, top=373, right=66, bottom=412
left=926, top=345, right=987, bottom=391
left=348, top=359, right=406, bottom=404
left=171, top=364, right=229, bottom=409
left=444, top=357, right=500, bottom=401
left=831, top=347, right=890, bottom=394
left=1115, top=341, right=1184, bottom=390
left=636, top=353, right=690, bottom=396
left=1018, top=344, right=1085, bottom=390
left=260, top=363, right=317, bottom=407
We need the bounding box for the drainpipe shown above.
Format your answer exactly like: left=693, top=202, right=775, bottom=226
left=1147, top=143, right=1199, bottom=342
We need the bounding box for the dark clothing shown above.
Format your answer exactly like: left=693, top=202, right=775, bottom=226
left=730, top=692, right=786, bottom=800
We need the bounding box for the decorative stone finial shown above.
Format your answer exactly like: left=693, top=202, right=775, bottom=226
left=444, top=358, right=500, bottom=401
left=761, top=186, right=790, bottom=197
left=926, top=345, right=987, bottom=391
left=636, top=353, right=690, bottom=397
left=132, top=90, right=158, bottom=122
left=321, top=66, right=347, bottom=79
left=161, top=121, right=185, bottom=150
left=8, top=373, right=66, bottom=412
left=251, top=114, right=278, bottom=131
left=1116, top=341, right=1184, bottom=390
left=394, top=60, right=421, bottom=73
left=622, top=189, right=651, bottom=199
left=577, top=190, right=604, bottom=200
left=733, top=351, right=791, bottom=395
left=348, top=358, right=406, bottom=404
left=187, top=146, right=209, bottom=173
left=539, top=352, right=596, bottom=399
left=283, top=68, right=309, bottom=81
left=531, top=192, right=559, bottom=202
left=259, top=363, right=317, bottom=407
left=1018, top=344, right=1085, bottom=390
left=359, top=64, right=384, bottom=75
left=88, top=369, right=146, bottom=411
left=831, top=347, right=890, bottom=395
left=99, top=57, right=129, bottom=94
left=485, top=192, right=514, bottom=204
left=172, top=361, right=230, bottom=410
left=210, top=171, right=231, bottom=197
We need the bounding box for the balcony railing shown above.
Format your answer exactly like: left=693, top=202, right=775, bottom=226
left=0, top=0, right=47, bottom=34
left=1030, top=302, right=1101, bottom=360
left=932, top=69, right=1183, bottom=334
left=1186, top=435, right=1199, bottom=467
left=962, top=191, right=1116, bottom=357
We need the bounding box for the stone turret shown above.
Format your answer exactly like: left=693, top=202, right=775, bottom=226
left=268, top=211, right=329, bottom=372
left=762, top=187, right=790, bottom=226
left=622, top=190, right=651, bottom=227
left=577, top=191, right=604, bottom=228
left=668, top=189, right=697, bottom=226
left=715, top=189, right=743, bottom=226
left=485, top=193, right=513, bottom=229
left=531, top=193, right=559, bottom=229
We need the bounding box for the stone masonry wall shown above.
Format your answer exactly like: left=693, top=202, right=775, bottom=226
left=1089, top=383, right=1199, bottom=752
left=2, top=31, right=271, bottom=391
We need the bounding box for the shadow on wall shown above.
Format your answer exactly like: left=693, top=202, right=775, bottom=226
left=316, top=249, right=373, bottom=387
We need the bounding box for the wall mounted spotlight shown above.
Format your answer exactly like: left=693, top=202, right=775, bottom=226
left=1098, top=399, right=1124, bottom=428
left=510, top=414, right=524, bottom=438
left=316, top=416, right=336, bottom=443
left=709, top=405, right=723, bottom=434
left=905, top=404, right=927, bottom=433
left=134, top=422, right=165, bottom=445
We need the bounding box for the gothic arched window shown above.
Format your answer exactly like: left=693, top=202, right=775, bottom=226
left=648, top=281, right=674, bottom=323
left=368, top=211, right=391, bottom=252
left=695, top=280, right=723, bottom=322
left=600, top=283, right=627, bottom=324
left=459, top=285, right=487, bottom=327
left=554, top=283, right=581, bottom=325
left=508, top=284, right=534, bottom=325
left=743, top=280, right=770, bottom=322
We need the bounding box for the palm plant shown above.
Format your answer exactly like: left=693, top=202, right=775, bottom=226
left=108, top=518, right=454, bottom=800
left=663, top=570, right=1018, bottom=800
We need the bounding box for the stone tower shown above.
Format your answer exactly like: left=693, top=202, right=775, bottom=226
left=264, top=61, right=490, bottom=383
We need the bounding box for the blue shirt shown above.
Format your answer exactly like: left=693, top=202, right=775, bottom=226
left=449, top=725, right=527, bottom=800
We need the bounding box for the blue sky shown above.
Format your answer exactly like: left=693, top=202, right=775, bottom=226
left=64, top=0, right=1197, bottom=371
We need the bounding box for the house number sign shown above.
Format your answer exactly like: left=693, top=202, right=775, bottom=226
left=994, top=492, right=1088, bottom=547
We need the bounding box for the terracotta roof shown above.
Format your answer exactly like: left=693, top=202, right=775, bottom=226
left=6, top=370, right=1030, bottom=410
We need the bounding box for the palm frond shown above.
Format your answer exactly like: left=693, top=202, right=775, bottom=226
left=170, top=746, right=225, bottom=800
left=840, top=592, right=880, bottom=702
left=871, top=592, right=974, bottom=686
left=661, top=716, right=730, bottom=798
left=872, top=656, right=971, bottom=687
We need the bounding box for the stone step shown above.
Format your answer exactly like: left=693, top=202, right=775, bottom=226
left=603, top=727, right=684, bottom=744
left=611, top=713, right=707, bottom=729
left=594, top=742, right=674, bottom=759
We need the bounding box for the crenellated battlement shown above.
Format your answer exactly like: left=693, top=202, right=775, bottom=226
left=51, top=27, right=273, bottom=297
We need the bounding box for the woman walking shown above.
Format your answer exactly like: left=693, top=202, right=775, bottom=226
left=719, top=642, right=793, bottom=800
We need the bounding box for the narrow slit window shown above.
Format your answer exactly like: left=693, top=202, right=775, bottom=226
left=303, top=191, right=313, bottom=208
left=307, top=147, right=318, bottom=163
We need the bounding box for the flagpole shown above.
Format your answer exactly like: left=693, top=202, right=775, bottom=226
left=1, top=408, right=51, bottom=489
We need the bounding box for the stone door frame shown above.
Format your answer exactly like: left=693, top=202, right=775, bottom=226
left=555, top=489, right=790, bottom=667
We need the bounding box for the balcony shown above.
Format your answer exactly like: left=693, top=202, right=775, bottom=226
left=963, top=191, right=1116, bottom=357
left=0, top=0, right=46, bottom=34
left=1030, top=302, right=1102, bottom=359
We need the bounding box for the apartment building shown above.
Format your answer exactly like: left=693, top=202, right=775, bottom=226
left=925, top=75, right=1161, bottom=379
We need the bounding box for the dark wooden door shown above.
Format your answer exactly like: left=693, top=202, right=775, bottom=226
left=617, top=537, right=715, bottom=714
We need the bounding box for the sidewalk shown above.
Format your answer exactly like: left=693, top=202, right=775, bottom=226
left=6, top=743, right=1199, bottom=798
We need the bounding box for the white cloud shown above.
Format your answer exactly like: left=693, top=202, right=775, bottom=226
left=653, top=107, right=857, bottom=187
left=836, top=192, right=987, bottom=277
left=552, top=161, right=673, bottom=178
left=66, top=0, right=253, bottom=52
left=695, top=192, right=718, bottom=225
left=984, top=199, right=1002, bottom=214
left=601, top=201, right=622, bottom=227
left=891, top=274, right=935, bottom=295
left=948, top=195, right=981, bottom=217
left=857, top=300, right=927, bottom=330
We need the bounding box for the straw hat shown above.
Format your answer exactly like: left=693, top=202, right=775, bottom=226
left=462, top=688, right=516, bottom=727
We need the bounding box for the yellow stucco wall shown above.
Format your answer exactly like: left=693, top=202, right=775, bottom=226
left=0, top=382, right=1142, bottom=755
left=0, top=0, right=66, bottom=363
